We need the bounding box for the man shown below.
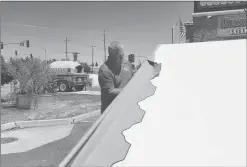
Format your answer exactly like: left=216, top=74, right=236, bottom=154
left=98, top=41, right=134, bottom=114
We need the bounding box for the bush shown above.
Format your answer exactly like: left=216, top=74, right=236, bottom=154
left=7, top=57, right=56, bottom=95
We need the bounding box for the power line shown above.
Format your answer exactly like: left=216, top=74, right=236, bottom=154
left=2, top=22, right=102, bottom=33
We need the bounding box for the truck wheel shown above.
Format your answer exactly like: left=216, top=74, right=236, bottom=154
left=75, top=85, right=85, bottom=91
left=58, top=81, right=69, bottom=92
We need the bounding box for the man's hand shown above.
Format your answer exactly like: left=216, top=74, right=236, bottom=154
left=109, top=88, right=122, bottom=96
left=153, top=63, right=161, bottom=78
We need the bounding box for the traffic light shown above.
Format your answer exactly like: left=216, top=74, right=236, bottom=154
left=128, top=54, right=132, bottom=62
left=1, top=42, right=3, bottom=49
left=132, top=54, right=135, bottom=63
left=128, top=54, right=135, bottom=63
left=15, top=50, right=18, bottom=56
left=26, top=40, right=30, bottom=48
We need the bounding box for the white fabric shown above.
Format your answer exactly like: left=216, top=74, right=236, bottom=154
left=115, top=40, right=246, bottom=166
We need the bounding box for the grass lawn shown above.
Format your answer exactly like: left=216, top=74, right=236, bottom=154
left=1, top=94, right=101, bottom=125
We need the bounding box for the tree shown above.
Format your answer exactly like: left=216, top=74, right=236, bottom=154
left=1, top=55, right=14, bottom=86
left=81, top=62, right=91, bottom=73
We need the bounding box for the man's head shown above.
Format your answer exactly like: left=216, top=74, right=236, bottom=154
left=108, top=41, right=124, bottom=67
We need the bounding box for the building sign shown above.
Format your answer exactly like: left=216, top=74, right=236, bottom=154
left=194, top=1, right=247, bottom=13
left=217, top=14, right=247, bottom=38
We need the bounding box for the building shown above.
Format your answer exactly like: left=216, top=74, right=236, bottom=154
left=184, top=1, right=247, bottom=43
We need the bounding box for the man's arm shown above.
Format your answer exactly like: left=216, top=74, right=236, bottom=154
left=98, top=69, right=122, bottom=96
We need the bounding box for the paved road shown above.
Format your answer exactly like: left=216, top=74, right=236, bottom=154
left=1, top=116, right=99, bottom=167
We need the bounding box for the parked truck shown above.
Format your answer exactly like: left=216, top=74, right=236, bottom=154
left=49, top=61, right=89, bottom=92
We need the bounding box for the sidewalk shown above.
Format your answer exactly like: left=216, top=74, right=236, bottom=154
left=1, top=117, right=98, bottom=167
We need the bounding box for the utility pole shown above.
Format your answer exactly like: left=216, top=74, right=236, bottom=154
left=103, top=29, right=106, bottom=62
left=138, top=51, right=141, bottom=63
left=0, top=15, right=2, bottom=109
left=172, top=27, right=174, bottom=44
left=65, top=37, right=69, bottom=60
left=91, top=46, right=96, bottom=73
left=44, top=49, right=47, bottom=61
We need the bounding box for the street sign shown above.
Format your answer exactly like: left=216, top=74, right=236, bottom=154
left=217, top=13, right=247, bottom=38
left=194, top=1, right=247, bottom=13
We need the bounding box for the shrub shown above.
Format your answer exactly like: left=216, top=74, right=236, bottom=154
left=7, top=57, right=56, bottom=95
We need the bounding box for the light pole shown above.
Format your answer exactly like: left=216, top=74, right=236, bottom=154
left=91, top=46, right=95, bottom=73
left=200, top=15, right=212, bottom=42
left=172, top=22, right=179, bottom=44
left=172, top=26, right=175, bottom=44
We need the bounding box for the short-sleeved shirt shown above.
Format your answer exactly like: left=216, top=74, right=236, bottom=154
left=98, top=59, right=134, bottom=113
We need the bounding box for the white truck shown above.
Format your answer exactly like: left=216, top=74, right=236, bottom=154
left=49, top=61, right=89, bottom=92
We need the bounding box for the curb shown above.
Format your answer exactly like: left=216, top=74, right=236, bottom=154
left=1, top=109, right=101, bottom=132
left=73, top=110, right=100, bottom=123
left=57, top=91, right=101, bottom=96
left=15, top=118, right=74, bottom=129
left=1, top=122, right=17, bottom=132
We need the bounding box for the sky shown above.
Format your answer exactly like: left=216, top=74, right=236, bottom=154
left=0, top=1, right=193, bottom=65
